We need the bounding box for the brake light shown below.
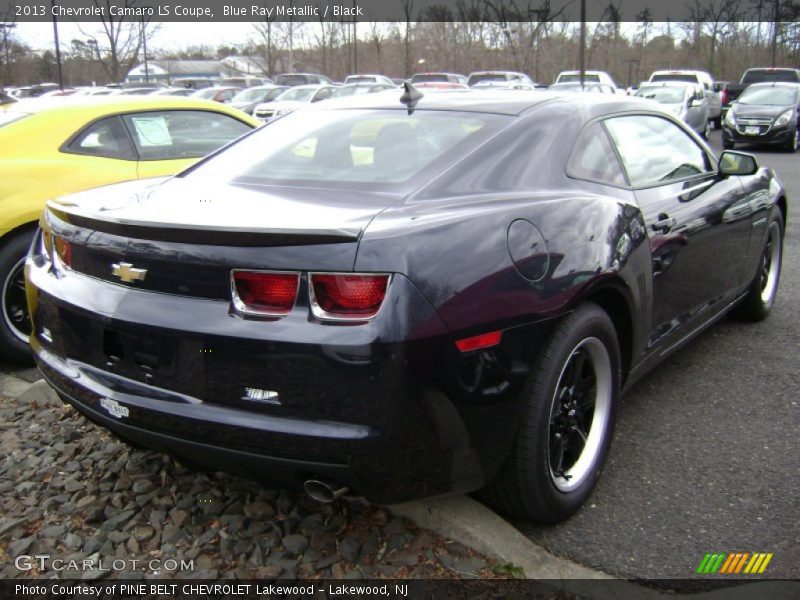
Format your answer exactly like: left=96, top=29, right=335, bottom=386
left=310, top=273, right=390, bottom=320
left=720, top=87, right=728, bottom=105
left=455, top=330, right=503, bottom=353
left=231, top=270, right=299, bottom=316
left=40, top=230, right=53, bottom=261
left=54, top=236, right=72, bottom=269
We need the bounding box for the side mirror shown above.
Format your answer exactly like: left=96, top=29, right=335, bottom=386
left=719, top=151, right=758, bottom=176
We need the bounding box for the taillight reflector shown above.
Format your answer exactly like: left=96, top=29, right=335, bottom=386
left=54, top=236, right=72, bottom=268
left=310, top=273, right=390, bottom=320
left=455, top=330, right=503, bottom=353
left=231, top=270, right=299, bottom=316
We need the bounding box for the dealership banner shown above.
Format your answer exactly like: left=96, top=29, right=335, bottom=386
left=1, top=0, right=797, bottom=23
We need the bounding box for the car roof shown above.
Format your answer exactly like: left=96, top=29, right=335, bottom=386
left=1, top=95, right=259, bottom=123
left=309, top=88, right=647, bottom=116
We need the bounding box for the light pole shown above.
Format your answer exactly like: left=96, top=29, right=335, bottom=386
left=579, top=0, right=586, bottom=87
left=86, top=38, right=98, bottom=85
left=50, top=0, right=64, bottom=90
left=141, top=15, right=149, bottom=83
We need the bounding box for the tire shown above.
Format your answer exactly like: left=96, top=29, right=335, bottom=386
left=722, top=138, right=734, bottom=149
left=784, top=128, right=798, bottom=153
left=713, top=117, right=722, bottom=130
left=733, top=211, right=784, bottom=321
left=480, top=303, right=621, bottom=523
left=702, top=120, right=711, bottom=140
left=0, top=229, right=36, bottom=364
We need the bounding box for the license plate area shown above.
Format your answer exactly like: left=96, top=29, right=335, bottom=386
left=103, top=328, right=177, bottom=378
left=744, top=126, right=760, bottom=135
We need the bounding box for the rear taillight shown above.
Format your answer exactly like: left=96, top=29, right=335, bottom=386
left=720, top=87, right=728, bottom=106
left=231, top=270, right=299, bottom=316
left=40, top=230, right=53, bottom=262
left=310, top=273, right=390, bottom=320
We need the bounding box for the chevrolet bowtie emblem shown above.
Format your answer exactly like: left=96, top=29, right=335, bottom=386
left=111, top=262, right=147, bottom=283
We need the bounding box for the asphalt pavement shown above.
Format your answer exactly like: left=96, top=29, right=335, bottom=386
left=514, top=130, right=800, bottom=580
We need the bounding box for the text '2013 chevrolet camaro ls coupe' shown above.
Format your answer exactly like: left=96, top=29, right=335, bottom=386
left=26, top=89, right=786, bottom=522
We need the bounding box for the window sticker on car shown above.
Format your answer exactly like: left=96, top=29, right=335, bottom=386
left=131, top=116, right=172, bottom=147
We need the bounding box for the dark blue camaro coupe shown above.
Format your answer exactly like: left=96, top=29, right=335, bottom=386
left=26, top=89, right=786, bottom=522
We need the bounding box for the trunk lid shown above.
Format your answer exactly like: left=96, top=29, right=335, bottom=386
left=45, top=177, right=400, bottom=299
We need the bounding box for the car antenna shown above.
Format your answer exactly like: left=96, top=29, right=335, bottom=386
left=400, top=81, right=423, bottom=115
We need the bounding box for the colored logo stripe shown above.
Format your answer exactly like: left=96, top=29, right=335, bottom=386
left=697, top=552, right=773, bottom=575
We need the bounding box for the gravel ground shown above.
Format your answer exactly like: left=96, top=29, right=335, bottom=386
left=0, top=378, right=509, bottom=581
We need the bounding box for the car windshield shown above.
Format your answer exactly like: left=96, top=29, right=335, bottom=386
left=346, top=76, right=375, bottom=84
left=738, top=86, right=797, bottom=106
left=183, top=109, right=505, bottom=189
left=233, top=87, right=271, bottom=102
left=0, top=111, right=29, bottom=127
left=636, top=86, right=686, bottom=103
left=277, top=87, right=317, bottom=102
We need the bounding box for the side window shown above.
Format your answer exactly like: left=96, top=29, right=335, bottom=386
left=567, top=123, right=627, bottom=187
left=604, top=115, right=712, bottom=188
left=312, top=88, right=333, bottom=102
left=65, top=117, right=136, bottom=160
left=121, top=110, right=252, bottom=160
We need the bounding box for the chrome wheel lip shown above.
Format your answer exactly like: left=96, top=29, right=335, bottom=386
left=1, top=256, right=32, bottom=344
left=547, top=337, right=613, bottom=493
left=759, top=221, right=782, bottom=306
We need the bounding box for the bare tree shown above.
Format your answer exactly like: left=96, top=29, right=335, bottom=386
left=77, top=0, right=160, bottom=83
left=689, top=0, right=742, bottom=73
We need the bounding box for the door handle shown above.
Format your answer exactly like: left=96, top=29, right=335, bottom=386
left=652, top=215, right=676, bottom=233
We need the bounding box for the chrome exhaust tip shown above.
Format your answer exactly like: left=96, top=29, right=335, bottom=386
left=303, top=479, right=349, bottom=503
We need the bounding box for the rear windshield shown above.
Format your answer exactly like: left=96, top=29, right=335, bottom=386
left=183, top=108, right=507, bottom=189
left=651, top=74, right=698, bottom=84
left=411, top=74, right=449, bottom=83
left=743, top=70, right=800, bottom=83
left=276, top=75, right=311, bottom=86
left=558, top=73, right=600, bottom=83
left=0, top=111, right=29, bottom=128
left=468, top=73, right=508, bottom=86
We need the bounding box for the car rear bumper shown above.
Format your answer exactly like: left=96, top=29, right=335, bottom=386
left=27, top=254, right=543, bottom=503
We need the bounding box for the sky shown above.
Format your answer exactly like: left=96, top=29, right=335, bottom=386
left=13, top=21, right=263, bottom=53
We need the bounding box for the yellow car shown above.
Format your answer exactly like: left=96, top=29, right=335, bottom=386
left=0, top=96, right=259, bottom=362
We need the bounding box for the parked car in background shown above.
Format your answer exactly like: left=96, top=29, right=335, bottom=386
left=344, top=74, right=394, bottom=85
left=467, top=71, right=535, bottom=87
left=721, top=68, right=800, bottom=120
left=0, top=96, right=258, bottom=361
left=172, top=78, right=216, bottom=90
left=9, top=83, right=60, bottom=98
left=635, top=82, right=711, bottom=138
left=648, top=69, right=721, bottom=127
left=410, top=72, right=468, bottom=85
left=274, top=73, right=333, bottom=87
left=723, top=82, right=800, bottom=152
left=219, top=76, right=271, bottom=88
left=71, top=87, right=115, bottom=97
left=331, top=83, right=396, bottom=98
left=555, top=70, right=619, bottom=91
left=253, top=84, right=337, bottom=121
left=549, top=82, right=616, bottom=95
left=190, top=86, right=241, bottom=103
left=472, top=80, right=536, bottom=91
left=411, top=82, right=469, bottom=90
left=229, top=85, right=285, bottom=115
left=153, top=88, right=195, bottom=97
left=27, top=91, right=786, bottom=524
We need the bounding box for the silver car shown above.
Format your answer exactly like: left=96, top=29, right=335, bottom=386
left=636, top=83, right=711, bottom=139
